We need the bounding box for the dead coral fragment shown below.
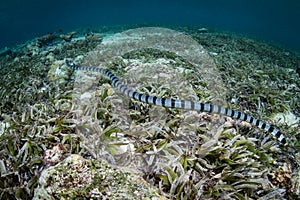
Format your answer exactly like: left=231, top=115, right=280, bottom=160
left=37, top=33, right=58, bottom=46
left=43, top=143, right=67, bottom=166
left=60, top=31, right=76, bottom=42
left=271, top=163, right=292, bottom=188
left=85, top=32, right=103, bottom=42
left=47, top=60, right=71, bottom=84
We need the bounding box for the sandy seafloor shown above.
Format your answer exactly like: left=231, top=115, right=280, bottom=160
left=0, top=24, right=299, bottom=199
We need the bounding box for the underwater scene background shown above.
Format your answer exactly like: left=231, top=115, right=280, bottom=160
left=1, top=0, right=300, bottom=51
left=0, top=0, right=299, bottom=199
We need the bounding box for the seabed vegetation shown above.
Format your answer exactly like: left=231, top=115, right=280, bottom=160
left=0, top=25, right=299, bottom=200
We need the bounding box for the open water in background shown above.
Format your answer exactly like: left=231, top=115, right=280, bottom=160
left=0, top=0, right=299, bottom=51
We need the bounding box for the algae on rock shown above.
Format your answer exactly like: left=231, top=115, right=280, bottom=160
left=33, top=154, right=166, bottom=200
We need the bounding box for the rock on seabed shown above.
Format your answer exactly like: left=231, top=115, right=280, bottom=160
left=33, top=154, right=167, bottom=200
left=272, top=111, right=299, bottom=127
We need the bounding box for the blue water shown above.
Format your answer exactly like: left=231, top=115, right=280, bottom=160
left=1, top=0, right=299, bottom=51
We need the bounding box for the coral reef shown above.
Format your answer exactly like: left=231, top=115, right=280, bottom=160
left=0, top=25, right=299, bottom=199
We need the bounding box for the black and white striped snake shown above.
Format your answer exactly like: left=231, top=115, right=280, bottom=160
left=66, top=60, right=287, bottom=145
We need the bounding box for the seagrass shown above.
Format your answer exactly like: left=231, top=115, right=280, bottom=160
left=66, top=60, right=287, bottom=145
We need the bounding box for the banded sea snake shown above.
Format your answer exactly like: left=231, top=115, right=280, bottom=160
left=66, top=60, right=287, bottom=145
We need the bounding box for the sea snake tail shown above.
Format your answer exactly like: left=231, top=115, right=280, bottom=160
left=65, top=59, right=287, bottom=145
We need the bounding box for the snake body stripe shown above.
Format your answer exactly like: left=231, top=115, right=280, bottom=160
left=66, top=60, right=287, bottom=145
